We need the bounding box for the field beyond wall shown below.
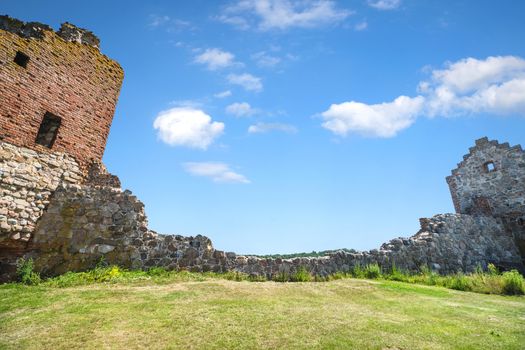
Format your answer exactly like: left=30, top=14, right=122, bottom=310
left=1, top=277, right=524, bottom=349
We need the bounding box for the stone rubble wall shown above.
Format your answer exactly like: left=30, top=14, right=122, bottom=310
left=0, top=141, right=228, bottom=280
left=226, top=214, right=524, bottom=279
left=0, top=142, right=83, bottom=249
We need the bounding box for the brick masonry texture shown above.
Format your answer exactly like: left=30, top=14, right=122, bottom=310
left=0, top=15, right=123, bottom=168
left=0, top=17, right=524, bottom=281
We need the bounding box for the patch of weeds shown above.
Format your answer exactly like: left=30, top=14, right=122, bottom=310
left=16, top=258, right=41, bottom=285
left=223, top=271, right=250, bottom=281
left=147, top=267, right=169, bottom=277
left=487, top=263, right=499, bottom=276
left=290, top=267, right=312, bottom=282
left=386, top=264, right=409, bottom=282
left=501, top=270, right=524, bottom=295
left=351, top=264, right=365, bottom=279
left=447, top=273, right=472, bottom=292
left=273, top=272, right=290, bottom=282
left=364, top=263, right=381, bottom=279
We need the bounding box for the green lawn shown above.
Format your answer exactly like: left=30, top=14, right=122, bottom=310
left=0, top=278, right=524, bottom=349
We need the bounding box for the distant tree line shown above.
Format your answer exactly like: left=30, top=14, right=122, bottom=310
left=248, top=248, right=358, bottom=260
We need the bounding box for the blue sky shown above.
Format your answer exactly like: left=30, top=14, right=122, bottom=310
left=4, top=0, right=525, bottom=254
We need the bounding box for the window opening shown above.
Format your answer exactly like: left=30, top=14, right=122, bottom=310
left=484, top=161, right=496, bottom=173
left=14, top=51, right=30, bottom=68
left=36, top=112, right=61, bottom=148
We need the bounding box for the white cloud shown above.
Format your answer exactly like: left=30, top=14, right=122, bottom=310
left=367, top=0, right=401, bottom=10
left=321, top=55, right=525, bottom=138
left=354, top=20, right=368, bottom=31
left=214, top=90, right=232, bottom=98
left=153, top=108, right=224, bottom=149
left=218, top=0, right=352, bottom=31
left=226, top=102, right=257, bottom=117
left=423, top=56, right=525, bottom=117
left=183, top=162, right=250, bottom=184
left=248, top=122, right=298, bottom=134
left=227, top=73, right=263, bottom=92
left=194, top=48, right=236, bottom=70
left=321, top=96, right=425, bottom=137
left=252, top=51, right=282, bottom=67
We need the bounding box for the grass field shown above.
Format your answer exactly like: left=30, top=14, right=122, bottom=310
left=1, top=277, right=524, bottom=349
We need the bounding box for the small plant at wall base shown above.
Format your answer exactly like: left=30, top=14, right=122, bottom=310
left=502, top=270, right=525, bottom=295
left=16, top=258, right=41, bottom=285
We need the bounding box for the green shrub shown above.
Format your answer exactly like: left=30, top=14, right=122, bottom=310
left=364, top=263, right=381, bottom=279
left=501, top=270, right=524, bottom=295
left=290, top=267, right=312, bottom=282
left=16, top=258, right=41, bottom=285
left=351, top=264, right=365, bottom=278
left=447, top=273, right=472, bottom=291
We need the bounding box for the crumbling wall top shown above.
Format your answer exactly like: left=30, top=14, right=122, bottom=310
left=0, top=15, right=100, bottom=49
left=449, top=137, right=524, bottom=177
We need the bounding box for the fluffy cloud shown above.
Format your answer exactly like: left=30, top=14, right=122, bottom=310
left=183, top=162, right=250, bottom=184
left=194, top=48, right=236, bottom=70
left=153, top=108, right=224, bottom=149
left=218, top=0, right=352, bottom=31
left=226, top=102, right=257, bottom=117
left=214, top=90, right=232, bottom=98
left=248, top=122, right=298, bottom=134
left=321, top=55, right=525, bottom=138
left=321, top=96, right=424, bottom=137
left=423, top=56, right=525, bottom=117
left=367, top=0, right=401, bottom=10
left=227, top=73, right=263, bottom=92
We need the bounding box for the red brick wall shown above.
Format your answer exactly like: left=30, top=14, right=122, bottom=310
left=0, top=28, right=123, bottom=167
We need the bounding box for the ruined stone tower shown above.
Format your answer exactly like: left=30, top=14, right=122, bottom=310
left=0, top=15, right=123, bottom=166
left=447, top=137, right=525, bottom=266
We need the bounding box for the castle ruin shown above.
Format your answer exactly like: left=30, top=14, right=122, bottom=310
left=0, top=16, right=524, bottom=282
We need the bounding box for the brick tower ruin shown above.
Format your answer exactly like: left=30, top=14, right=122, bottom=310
left=0, top=16, right=123, bottom=167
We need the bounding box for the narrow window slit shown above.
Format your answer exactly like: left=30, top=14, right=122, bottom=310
left=36, top=112, right=61, bottom=148
left=14, top=51, right=30, bottom=68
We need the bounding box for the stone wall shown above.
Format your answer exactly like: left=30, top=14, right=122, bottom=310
left=0, top=142, right=82, bottom=249
left=228, top=214, right=524, bottom=278
left=0, top=15, right=123, bottom=167
left=446, top=137, right=525, bottom=265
